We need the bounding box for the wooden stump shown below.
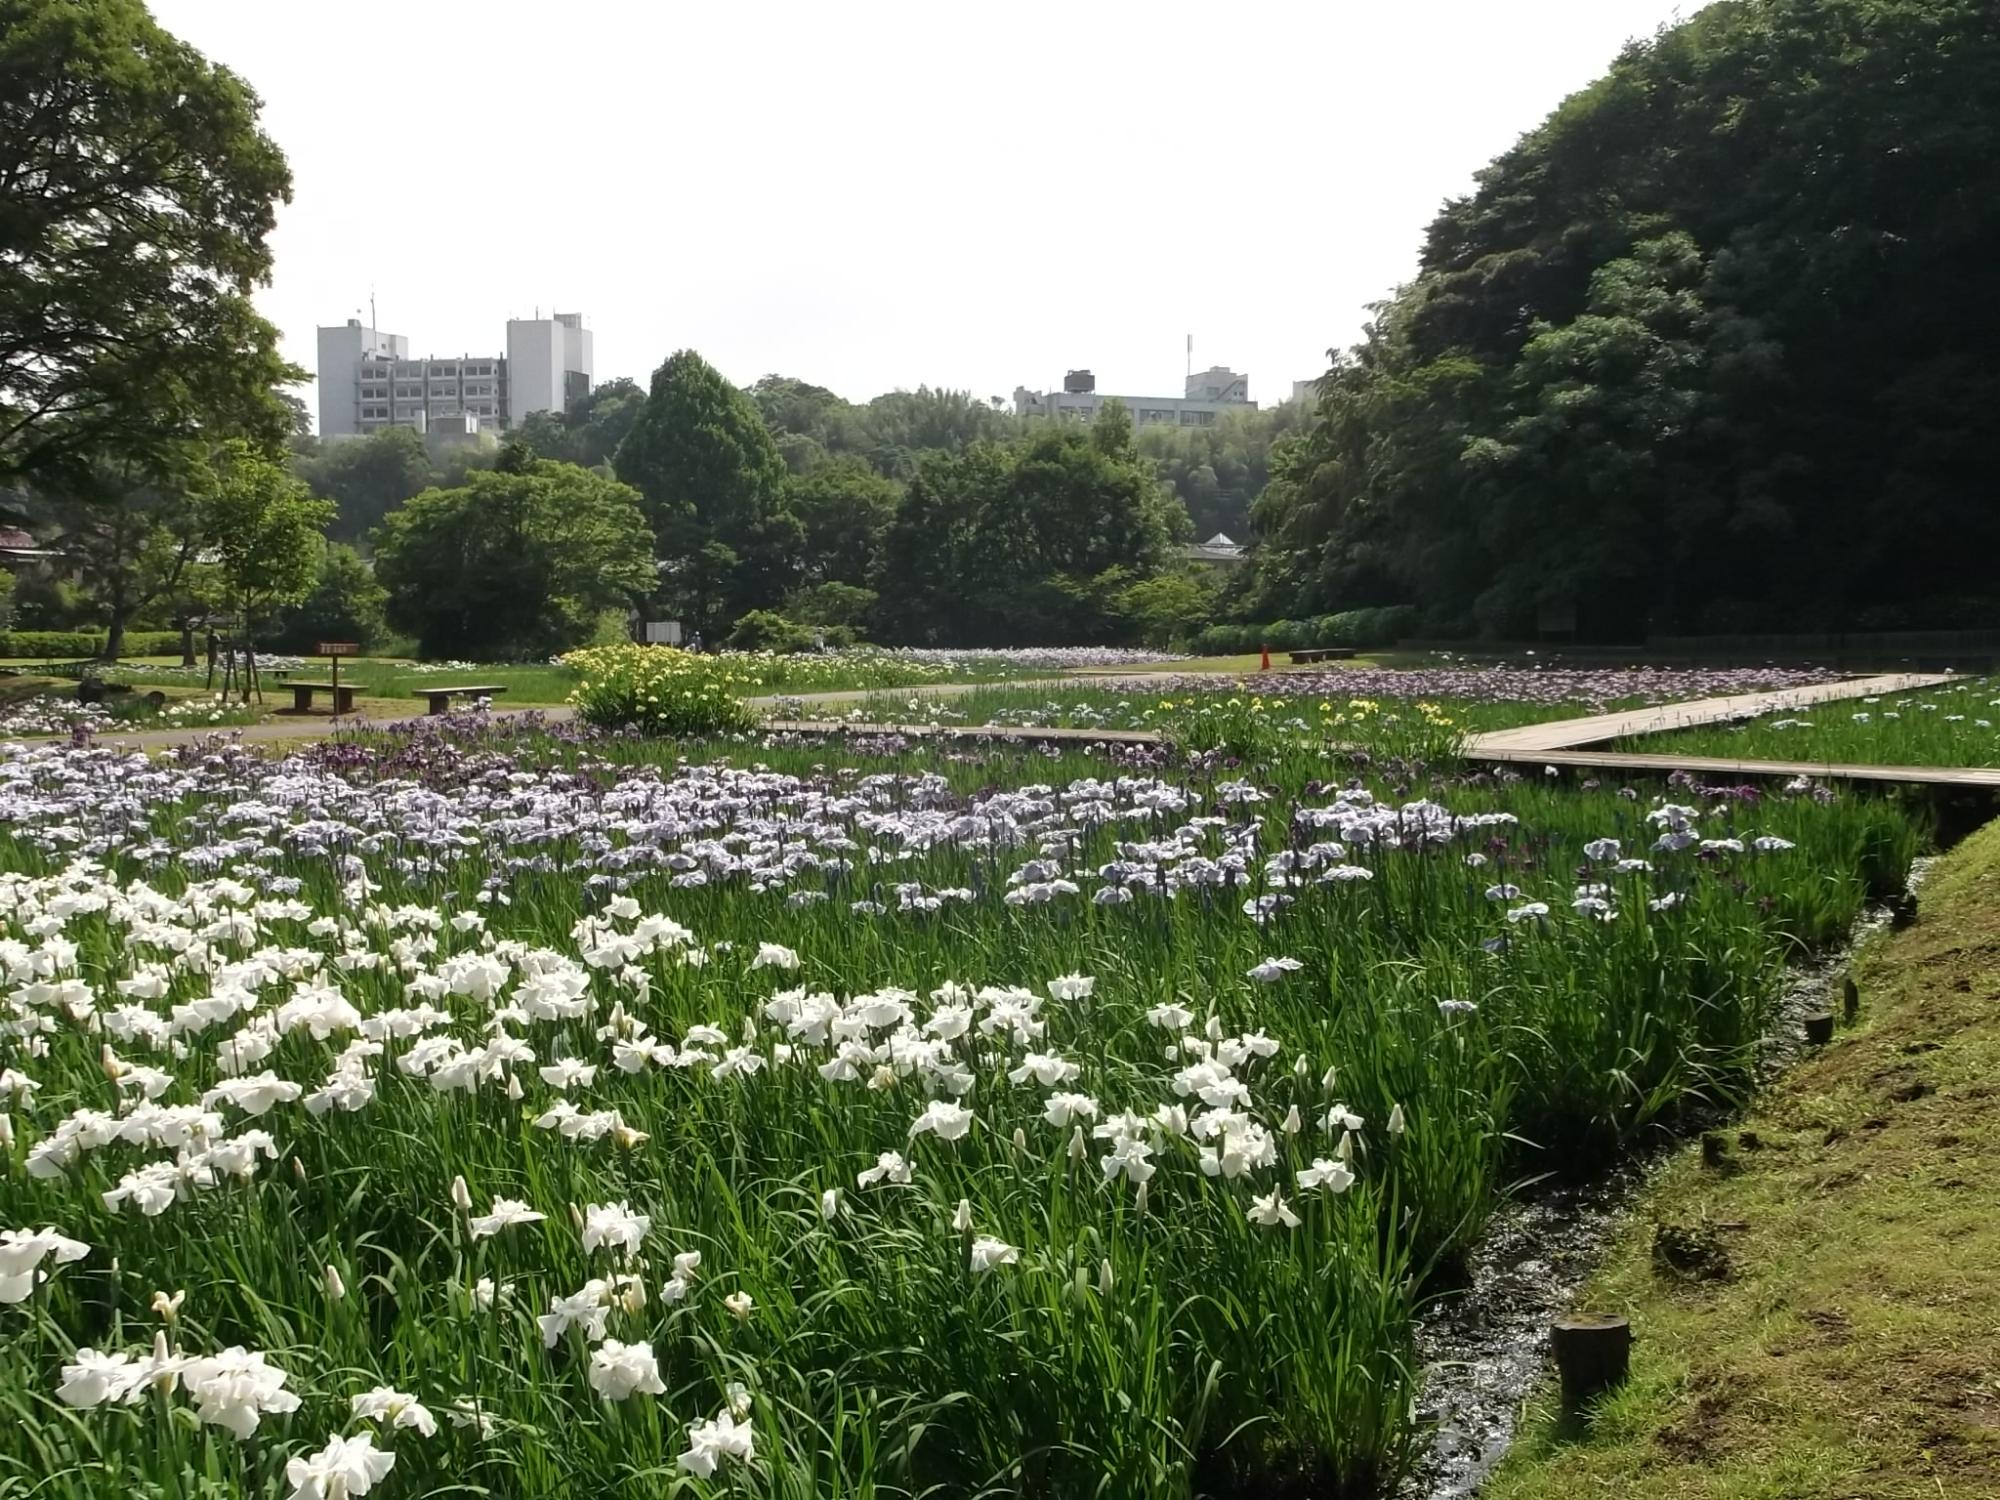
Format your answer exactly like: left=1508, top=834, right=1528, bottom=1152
left=1552, top=1312, right=1631, bottom=1424
left=1803, top=1011, right=1835, bottom=1046
left=1842, top=974, right=1860, bottom=1023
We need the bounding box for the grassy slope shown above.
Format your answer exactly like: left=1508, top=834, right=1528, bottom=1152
left=1487, top=818, right=2000, bottom=1500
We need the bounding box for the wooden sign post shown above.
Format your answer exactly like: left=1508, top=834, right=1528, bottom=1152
left=317, top=642, right=360, bottom=703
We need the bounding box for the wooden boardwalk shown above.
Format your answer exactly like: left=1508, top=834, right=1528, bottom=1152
left=1464, top=672, right=2000, bottom=788
left=1465, top=672, right=1958, bottom=754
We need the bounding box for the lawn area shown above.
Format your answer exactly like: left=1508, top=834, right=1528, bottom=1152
left=1487, top=816, right=2000, bottom=1500
left=1614, top=676, right=2000, bottom=769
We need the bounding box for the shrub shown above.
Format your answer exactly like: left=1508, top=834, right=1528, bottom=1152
left=1265, top=618, right=1308, bottom=651
left=562, top=643, right=761, bottom=736
left=726, top=610, right=815, bottom=654
left=0, top=630, right=183, bottom=659
left=784, top=582, right=878, bottom=631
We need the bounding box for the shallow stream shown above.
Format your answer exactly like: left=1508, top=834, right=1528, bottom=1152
left=1400, top=861, right=1927, bottom=1499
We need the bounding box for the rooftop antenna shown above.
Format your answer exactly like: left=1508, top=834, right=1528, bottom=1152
left=370, top=288, right=377, bottom=333
left=1186, top=333, right=1192, bottom=385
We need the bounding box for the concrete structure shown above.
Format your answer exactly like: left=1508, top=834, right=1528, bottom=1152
left=1180, top=531, right=1247, bottom=568
left=314, top=312, right=594, bottom=439
left=506, top=313, right=593, bottom=429
left=315, top=320, right=409, bottom=438
left=1185, top=366, right=1249, bottom=403
left=1014, top=364, right=1255, bottom=429
left=1290, top=378, right=1323, bottom=406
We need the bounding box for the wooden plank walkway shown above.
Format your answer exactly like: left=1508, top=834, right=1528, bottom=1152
left=1466, top=672, right=1959, bottom=754
left=764, top=719, right=1165, bottom=747
left=1472, top=746, right=2000, bottom=789
left=1463, top=672, right=1998, bottom=788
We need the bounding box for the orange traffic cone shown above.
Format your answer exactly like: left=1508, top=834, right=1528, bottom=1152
left=1259, top=645, right=1272, bottom=672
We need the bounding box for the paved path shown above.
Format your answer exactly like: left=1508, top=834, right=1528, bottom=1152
left=1464, top=672, right=1958, bottom=755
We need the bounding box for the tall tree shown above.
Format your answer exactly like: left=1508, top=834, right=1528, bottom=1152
left=0, top=0, right=295, bottom=482
left=785, top=458, right=898, bottom=589
left=374, top=458, right=654, bottom=660
left=1257, top=0, right=2000, bottom=638
left=613, top=350, right=801, bottom=635
left=293, top=425, right=435, bottom=546
left=875, top=408, right=1180, bottom=645
left=35, top=448, right=206, bottom=662
left=198, top=441, right=333, bottom=693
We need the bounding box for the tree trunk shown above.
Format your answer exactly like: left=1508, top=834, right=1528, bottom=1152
left=179, top=617, right=197, bottom=668
left=102, top=609, right=126, bottom=664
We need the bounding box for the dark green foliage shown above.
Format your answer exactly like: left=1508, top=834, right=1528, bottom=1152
left=750, top=376, right=1019, bottom=480
left=1134, top=405, right=1305, bottom=541
left=874, top=406, right=1182, bottom=645
left=0, top=630, right=181, bottom=658
left=785, top=459, right=898, bottom=589
left=0, top=0, right=295, bottom=483
left=783, top=581, right=877, bottom=630
left=507, top=377, right=645, bottom=469
left=614, top=351, right=802, bottom=634
left=1255, top=0, right=2000, bottom=639
left=374, top=459, right=655, bottom=660
left=265, top=543, right=388, bottom=654
left=724, top=609, right=815, bottom=653
left=292, top=426, right=434, bottom=546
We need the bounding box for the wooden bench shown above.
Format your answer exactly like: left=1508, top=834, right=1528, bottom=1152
left=412, top=684, right=507, bottom=716
left=1288, top=647, right=1358, bottom=664
left=288, top=681, right=359, bottom=715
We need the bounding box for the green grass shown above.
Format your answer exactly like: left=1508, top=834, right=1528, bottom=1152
left=1487, top=815, right=2000, bottom=1500
left=1614, top=677, right=2000, bottom=768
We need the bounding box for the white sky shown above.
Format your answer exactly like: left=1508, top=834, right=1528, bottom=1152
left=153, top=0, right=1707, bottom=421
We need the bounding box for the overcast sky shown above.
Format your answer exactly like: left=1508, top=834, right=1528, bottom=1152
left=153, top=0, right=1705, bottom=421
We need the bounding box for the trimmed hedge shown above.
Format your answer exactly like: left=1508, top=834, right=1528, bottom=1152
left=1194, top=607, right=1417, bottom=658
left=0, top=631, right=186, bottom=659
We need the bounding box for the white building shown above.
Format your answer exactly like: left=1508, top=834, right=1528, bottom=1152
left=507, top=313, right=593, bottom=425
left=1013, top=365, right=1256, bottom=429
left=313, top=312, right=594, bottom=439
left=315, top=320, right=408, bottom=438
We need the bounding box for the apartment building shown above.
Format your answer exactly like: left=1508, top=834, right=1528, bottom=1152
left=315, top=313, right=593, bottom=439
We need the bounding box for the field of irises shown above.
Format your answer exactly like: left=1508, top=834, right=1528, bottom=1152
left=835, top=665, right=1849, bottom=762
left=0, top=709, right=1926, bottom=1499
left=1615, top=676, right=2000, bottom=768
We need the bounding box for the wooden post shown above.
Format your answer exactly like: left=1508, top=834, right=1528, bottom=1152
left=1552, top=1313, right=1631, bottom=1425
left=1841, top=974, right=1860, bottom=1024
left=1803, top=1011, right=1835, bottom=1046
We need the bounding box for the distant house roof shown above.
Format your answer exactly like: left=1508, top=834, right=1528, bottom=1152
left=1180, top=531, right=1247, bottom=566
left=0, top=527, right=59, bottom=562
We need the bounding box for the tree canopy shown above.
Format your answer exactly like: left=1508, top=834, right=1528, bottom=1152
left=373, top=458, right=654, bottom=660
left=1254, top=0, right=2000, bottom=639
left=0, top=0, right=295, bottom=484
left=875, top=401, right=1184, bottom=645
left=614, top=351, right=801, bottom=635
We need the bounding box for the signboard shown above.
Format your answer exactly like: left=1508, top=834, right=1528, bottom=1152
left=317, top=642, right=361, bottom=657
left=643, top=621, right=683, bottom=646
